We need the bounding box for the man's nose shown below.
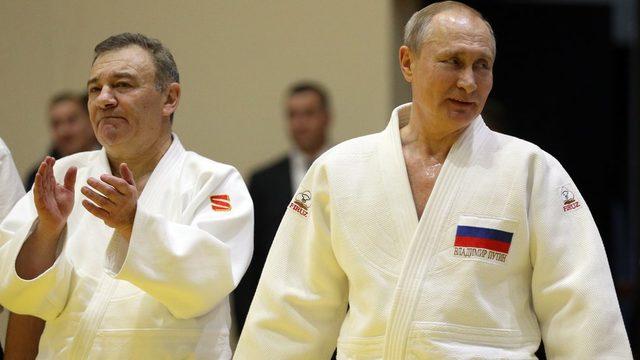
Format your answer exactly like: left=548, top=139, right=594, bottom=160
left=95, top=86, right=117, bottom=109
left=457, top=67, right=477, bottom=94
left=59, top=122, right=73, bottom=136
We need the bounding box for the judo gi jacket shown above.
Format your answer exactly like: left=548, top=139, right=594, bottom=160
left=0, top=137, right=24, bottom=220
left=235, top=103, right=631, bottom=359
left=0, top=137, right=25, bottom=354
left=0, top=136, right=253, bottom=359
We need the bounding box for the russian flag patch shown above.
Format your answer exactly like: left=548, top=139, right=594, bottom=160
left=453, top=225, right=513, bottom=263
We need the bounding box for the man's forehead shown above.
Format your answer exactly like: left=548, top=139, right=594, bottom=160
left=288, top=92, right=322, bottom=108
left=290, top=90, right=321, bottom=102
left=424, top=10, right=494, bottom=51
left=50, top=100, right=81, bottom=114
left=89, top=45, right=153, bottom=80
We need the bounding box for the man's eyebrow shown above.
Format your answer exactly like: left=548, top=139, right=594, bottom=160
left=86, top=71, right=136, bottom=87
left=112, top=71, right=136, bottom=79
left=87, top=77, right=98, bottom=87
left=439, top=48, right=494, bottom=60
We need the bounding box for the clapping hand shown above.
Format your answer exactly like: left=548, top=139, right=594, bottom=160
left=33, top=156, right=77, bottom=234
left=81, top=163, right=139, bottom=241
left=16, top=156, right=76, bottom=279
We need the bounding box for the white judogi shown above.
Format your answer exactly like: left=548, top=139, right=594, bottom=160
left=0, top=135, right=253, bottom=359
left=235, top=103, right=631, bottom=359
left=0, top=137, right=26, bottom=348
left=0, top=137, right=25, bottom=220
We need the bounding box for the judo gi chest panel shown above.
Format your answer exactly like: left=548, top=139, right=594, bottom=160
left=237, top=104, right=630, bottom=359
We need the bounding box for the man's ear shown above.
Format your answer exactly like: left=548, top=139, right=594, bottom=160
left=399, top=45, right=414, bottom=83
left=162, top=82, right=181, bottom=118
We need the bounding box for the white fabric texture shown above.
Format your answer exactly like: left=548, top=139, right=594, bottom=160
left=0, top=136, right=25, bottom=345
left=235, top=103, right=631, bottom=359
left=0, top=137, right=25, bottom=220
left=0, top=135, right=253, bottom=359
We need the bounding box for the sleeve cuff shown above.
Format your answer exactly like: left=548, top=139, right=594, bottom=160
left=13, top=220, right=69, bottom=283
left=1, top=219, right=72, bottom=317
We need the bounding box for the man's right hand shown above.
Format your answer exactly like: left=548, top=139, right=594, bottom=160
left=15, top=157, right=76, bottom=280
left=33, top=156, right=77, bottom=234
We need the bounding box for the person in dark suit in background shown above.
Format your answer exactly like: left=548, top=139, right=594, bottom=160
left=233, top=82, right=332, bottom=332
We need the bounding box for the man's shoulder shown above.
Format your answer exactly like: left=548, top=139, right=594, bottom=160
left=0, top=137, right=10, bottom=156
left=490, top=130, right=566, bottom=173
left=491, top=131, right=546, bottom=158
left=316, top=133, right=381, bottom=167
left=182, top=150, right=241, bottom=179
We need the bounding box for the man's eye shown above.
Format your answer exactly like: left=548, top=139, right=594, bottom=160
left=89, top=87, right=101, bottom=93
left=115, top=82, right=131, bottom=88
left=444, top=58, right=461, bottom=66
left=475, top=61, right=491, bottom=70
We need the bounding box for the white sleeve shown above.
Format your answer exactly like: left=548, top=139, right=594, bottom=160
left=529, top=153, right=632, bottom=358
left=235, top=162, right=349, bottom=360
left=0, top=191, right=74, bottom=321
left=103, top=168, right=253, bottom=320
left=0, top=138, right=26, bottom=220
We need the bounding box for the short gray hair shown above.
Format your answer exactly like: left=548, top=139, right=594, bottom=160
left=93, top=33, right=179, bottom=91
left=404, top=1, right=496, bottom=55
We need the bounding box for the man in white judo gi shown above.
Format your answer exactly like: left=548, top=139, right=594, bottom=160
left=0, top=137, right=25, bottom=359
left=0, top=138, right=24, bottom=221
left=0, top=33, right=253, bottom=359
left=235, top=1, right=632, bottom=359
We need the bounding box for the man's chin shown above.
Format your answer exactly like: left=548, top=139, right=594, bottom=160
left=98, top=131, right=127, bottom=148
left=447, top=109, right=479, bottom=125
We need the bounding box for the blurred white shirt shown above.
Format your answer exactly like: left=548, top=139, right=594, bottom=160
left=289, top=146, right=329, bottom=194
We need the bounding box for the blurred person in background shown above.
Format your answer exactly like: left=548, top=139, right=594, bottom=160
left=25, top=92, right=100, bottom=189
left=233, top=82, right=331, bottom=332
left=0, top=137, right=25, bottom=360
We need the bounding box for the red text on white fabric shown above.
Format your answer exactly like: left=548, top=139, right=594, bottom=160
left=288, top=190, right=311, bottom=218
left=559, top=184, right=581, bottom=213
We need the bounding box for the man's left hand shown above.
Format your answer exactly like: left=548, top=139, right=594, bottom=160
left=81, top=163, right=138, bottom=241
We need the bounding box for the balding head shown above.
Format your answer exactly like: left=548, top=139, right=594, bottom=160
left=398, top=1, right=495, bottom=134
left=404, top=1, right=496, bottom=56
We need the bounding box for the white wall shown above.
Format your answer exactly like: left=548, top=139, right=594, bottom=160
left=0, top=0, right=396, bottom=180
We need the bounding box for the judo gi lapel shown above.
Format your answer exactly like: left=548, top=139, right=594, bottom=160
left=377, top=104, right=419, bottom=257
left=86, top=147, right=116, bottom=249
left=382, top=104, right=491, bottom=359
left=69, top=147, right=115, bottom=359
left=136, top=133, right=185, bottom=211
left=69, top=136, right=185, bottom=359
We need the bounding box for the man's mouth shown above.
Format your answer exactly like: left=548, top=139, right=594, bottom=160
left=98, top=115, right=127, bottom=126
left=448, top=98, right=475, bottom=107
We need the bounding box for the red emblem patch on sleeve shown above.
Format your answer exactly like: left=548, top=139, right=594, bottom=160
left=210, top=194, right=232, bottom=211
